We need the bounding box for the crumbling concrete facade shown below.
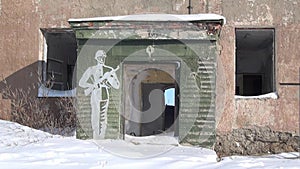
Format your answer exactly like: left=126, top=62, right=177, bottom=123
left=215, top=0, right=300, bottom=156
left=214, top=126, right=299, bottom=157
left=0, top=0, right=299, bottom=156
left=216, top=0, right=299, bottom=134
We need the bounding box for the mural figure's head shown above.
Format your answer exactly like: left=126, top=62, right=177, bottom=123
left=95, top=50, right=106, bottom=64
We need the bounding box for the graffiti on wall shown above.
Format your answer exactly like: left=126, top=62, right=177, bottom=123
left=79, top=50, right=120, bottom=139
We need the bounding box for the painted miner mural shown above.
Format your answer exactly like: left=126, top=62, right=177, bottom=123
left=71, top=14, right=227, bottom=149
left=79, top=50, right=120, bottom=139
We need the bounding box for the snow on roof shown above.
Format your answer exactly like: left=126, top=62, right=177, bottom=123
left=68, top=13, right=226, bottom=25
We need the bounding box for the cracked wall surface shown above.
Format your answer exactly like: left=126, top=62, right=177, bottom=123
left=215, top=126, right=299, bottom=157
left=216, top=0, right=300, bottom=135
left=0, top=0, right=202, bottom=80
left=0, top=0, right=299, bottom=137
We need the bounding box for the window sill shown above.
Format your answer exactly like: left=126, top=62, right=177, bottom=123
left=38, top=85, right=76, bottom=97
left=235, top=92, right=278, bottom=100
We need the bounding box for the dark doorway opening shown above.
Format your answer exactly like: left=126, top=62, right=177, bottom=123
left=140, top=83, right=177, bottom=136
left=123, top=63, right=180, bottom=137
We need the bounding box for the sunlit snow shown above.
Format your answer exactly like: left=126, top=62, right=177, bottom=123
left=0, top=120, right=299, bottom=169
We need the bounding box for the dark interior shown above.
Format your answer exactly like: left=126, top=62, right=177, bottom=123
left=235, top=29, right=274, bottom=96
left=43, top=29, right=77, bottom=90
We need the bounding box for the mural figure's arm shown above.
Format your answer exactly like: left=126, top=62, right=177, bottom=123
left=103, top=64, right=115, bottom=70
left=101, top=66, right=120, bottom=89
left=101, top=66, right=119, bottom=81
left=79, top=67, right=95, bottom=96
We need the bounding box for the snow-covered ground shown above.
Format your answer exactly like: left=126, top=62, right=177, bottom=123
left=0, top=120, right=299, bottom=169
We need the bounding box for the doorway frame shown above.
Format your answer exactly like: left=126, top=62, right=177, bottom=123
left=121, top=60, right=181, bottom=139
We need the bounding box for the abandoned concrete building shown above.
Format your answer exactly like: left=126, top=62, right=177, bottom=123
left=0, top=0, right=299, bottom=156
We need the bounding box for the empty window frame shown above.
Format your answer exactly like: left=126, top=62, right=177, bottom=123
left=41, top=29, right=77, bottom=92
left=235, top=28, right=275, bottom=96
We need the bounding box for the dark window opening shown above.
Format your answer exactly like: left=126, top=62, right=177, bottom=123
left=235, top=28, right=275, bottom=96
left=41, top=29, right=77, bottom=91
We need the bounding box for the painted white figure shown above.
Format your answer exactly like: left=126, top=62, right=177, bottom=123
left=79, top=50, right=120, bottom=139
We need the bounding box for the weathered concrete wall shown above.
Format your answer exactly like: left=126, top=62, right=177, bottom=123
left=0, top=93, right=11, bottom=120
left=216, top=0, right=300, bottom=136
left=0, top=0, right=298, bottom=143
left=215, top=126, right=299, bottom=157
left=0, top=0, right=205, bottom=119
left=0, top=0, right=202, bottom=83
left=0, top=1, right=39, bottom=80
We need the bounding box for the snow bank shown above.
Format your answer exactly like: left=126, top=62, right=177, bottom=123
left=0, top=120, right=57, bottom=147
left=0, top=120, right=299, bottom=169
